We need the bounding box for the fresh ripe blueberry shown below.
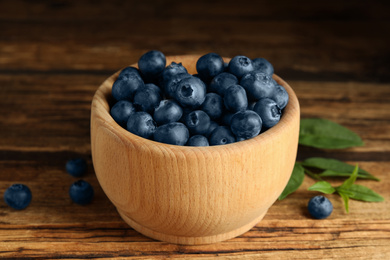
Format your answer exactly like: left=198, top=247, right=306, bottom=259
left=253, top=98, right=281, bottom=129
left=66, top=158, right=87, bottom=177
left=119, top=66, right=142, bottom=80
left=164, top=73, right=192, bottom=98
left=159, top=62, right=188, bottom=86
left=138, top=50, right=166, bottom=82
left=184, top=110, right=211, bottom=135
left=145, top=83, right=163, bottom=97
left=127, top=112, right=157, bottom=139
left=209, top=126, right=236, bottom=146
left=252, top=58, right=274, bottom=75
left=3, top=184, right=32, bottom=210
left=69, top=180, right=94, bottom=205
left=269, top=84, right=289, bottom=110
left=223, top=84, right=248, bottom=112
left=174, top=76, right=206, bottom=109
left=196, top=53, right=225, bottom=81
left=133, top=84, right=162, bottom=113
left=187, top=135, right=209, bottom=146
left=153, top=100, right=183, bottom=125
left=240, top=71, right=275, bottom=101
left=110, top=100, right=135, bottom=127
left=153, top=122, right=189, bottom=145
left=228, top=55, right=254, bottom=78
left=111, top=76, right=144, bottom=102
left=230, top=110, right=262, bottom=140
left=201, top=93, right=224, bottom=121
left=209, top=72, right=238, bottom=96
left=205, top=121, right=219, bottom=138
left=221, top=111, right=235, bottom=126
left=308, top=195, right=333, bottom=219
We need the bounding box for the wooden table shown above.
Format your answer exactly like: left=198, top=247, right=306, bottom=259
left=1, top=1, right=389, bottom=258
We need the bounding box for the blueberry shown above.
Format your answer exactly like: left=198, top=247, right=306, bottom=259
left=119, top=66, right=142, bottom=80
left=209, top=72, right=238, bottom=96
left=223, top=84, right=248, bottom=112
left=160, top=62, right=188, bottom=86
left=187, top=135, right=209, bottom=146
left=184, top=110, right=211, bottom=135
left=164, top=73, right=192, bottom=99
left=3, top=184, right=32, bottom=210
left=205, top=121, right=219, bottom=138
left=145, top=83, right=163, bottom=97
left=112, top=76, right=144, bottom=102
left=153, top=122, right=189, bottom=145
left=209, top=126, right=236, bottom=146
left=240, top=71, right=275, bottom=101
left=269, top=84, right=289, bottom=110
left=133, top=84, right=162, bottom=113
left=110, top=100, right=136, bottom=127
left=127, top=112, right=157, bottom=139
left=308, top=195, right=333, bottom=219
left=69, top=180, right=94, bottom=205
left=174, top=76, right=206, bottom=109
left=138, top=50, right=166, bottom=82
left=253, top=98, right=281, bottom=129
left=228, top=55, right=254, bottom=78
left=66, top=158, right=88, bottom=177
left=252, top=58, right=274, bottom=75
left=230, top=110, right=262, bottom=140
left=196, top=53, right=225, bottom=81
left=201, top=93, right=224, bottom=121
left=153, top=100, right=183, bottom=125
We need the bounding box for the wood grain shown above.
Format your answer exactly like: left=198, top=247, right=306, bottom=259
left=0, top=0, right=389, bottom=258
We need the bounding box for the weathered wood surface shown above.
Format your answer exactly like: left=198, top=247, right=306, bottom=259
left=0, top=0, right=389, bottom=258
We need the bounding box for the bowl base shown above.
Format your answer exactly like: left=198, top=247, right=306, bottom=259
left=117, top=209, right=267, bottom=245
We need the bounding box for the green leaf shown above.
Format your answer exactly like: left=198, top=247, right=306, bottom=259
left=339, top=164, right=359, bottom=189
left=308, top=181, right=336, bottom=194
left=299, top=118, right=364, bottom=149
left=338, top=190, right=350, bottom=213
left=302, top=157, right=379, bottom=181
left=342, top=184, right=384, bottom=202
left=278, top=163, right=305, bottom=200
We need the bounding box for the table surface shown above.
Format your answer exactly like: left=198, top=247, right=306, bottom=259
left=1, top=0, right=389, bottom=259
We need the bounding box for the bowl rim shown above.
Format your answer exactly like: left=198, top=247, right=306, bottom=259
left=91, top=55, right=300, bottom=152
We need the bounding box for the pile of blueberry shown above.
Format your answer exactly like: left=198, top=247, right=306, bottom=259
left=110, top=51, right=289, bottom=146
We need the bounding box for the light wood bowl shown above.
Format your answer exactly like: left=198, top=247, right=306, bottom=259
left=90, top=55, right=300, bottom=245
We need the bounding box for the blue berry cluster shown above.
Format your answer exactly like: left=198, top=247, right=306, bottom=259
left=110, top=51, right=289, bottom=146
left=66, top=158, right=94, bottom=205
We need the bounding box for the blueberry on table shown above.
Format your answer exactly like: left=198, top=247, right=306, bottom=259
left=69, top=180, right=94, bottom=205
left=252, top=57, right=274, bottom=76
left=3, top=184, right=32, bottom=210
left=240, top=71, right=275, bottom=101
left=153, top=100, right=183, bottom=125
left=253, top=98, right=281, bottom=129
left=127, top=112, right=157, bottom=139
left=223, top=84, right=248, bottom=113
left=133, top=84, right=162, bottom=113
left=209, top=72, right=238, bottom=96
left=308, top=195, right=333, bottom=219
left=110, top=100, right=135, bottom=127
left=209, top=126, right=236, bottom=146
left=138, top=50, right=166, bottom=82
left=66, top=158, right=88, bottom=177
left=187, top=135, right=209, bottom=147
left=111, top=76, right=144, bottom=102
left=153, top=122, right=189, bottom=146
left=184, top=110, right=211, bottom=135
left=201, top=93, right=224, bottom=121
left=228, top=55, right=254, bottom=78
left=174, top=76, right=206, bottom=109
left=196, top=53, right=225, bottom=81
left=230, top=110, right=262, bottom=140
left=269, top=84, right=289, bottom=110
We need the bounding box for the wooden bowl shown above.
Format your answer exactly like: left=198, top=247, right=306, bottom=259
left=90, top=55, right=300, bottom=245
